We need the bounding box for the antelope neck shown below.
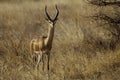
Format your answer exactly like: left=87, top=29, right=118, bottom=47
left=46, top=25, right=55, bottom=46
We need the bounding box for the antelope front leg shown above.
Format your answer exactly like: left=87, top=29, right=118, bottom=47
left=47, top=52, right=50, bottom=71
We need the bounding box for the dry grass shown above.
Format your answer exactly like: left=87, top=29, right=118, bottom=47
left=0, top=0, right=120, bottom=80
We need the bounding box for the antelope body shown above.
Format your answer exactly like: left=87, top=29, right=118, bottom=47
left=30, top=5, right=59, bottom=71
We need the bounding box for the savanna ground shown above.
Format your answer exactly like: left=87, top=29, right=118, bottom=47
left=0, top=0, right=120, bottom=80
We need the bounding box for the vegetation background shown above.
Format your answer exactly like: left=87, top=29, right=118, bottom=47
left=0, top=0, right=120, bottom=80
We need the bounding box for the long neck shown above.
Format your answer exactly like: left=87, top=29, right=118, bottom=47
left=46, top=25, right=55, bottom=46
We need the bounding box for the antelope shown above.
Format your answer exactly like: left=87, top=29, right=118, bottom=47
left=30, top=5, right=59, bottom=71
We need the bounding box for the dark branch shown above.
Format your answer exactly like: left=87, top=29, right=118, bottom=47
left=87, top=0, right=120, bottom=6
left=92, top=13, right=120, bottom=24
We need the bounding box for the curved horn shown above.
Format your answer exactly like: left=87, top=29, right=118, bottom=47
left=53, top=5, right=59, bottom=21
left=45, top=6, right=52, bottom=21
left=45, top=5, right=59, bottom=22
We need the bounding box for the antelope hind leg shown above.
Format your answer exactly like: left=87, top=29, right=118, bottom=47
left=35, top=52, right=41, bottom=69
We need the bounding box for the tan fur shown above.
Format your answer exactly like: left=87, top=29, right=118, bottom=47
left=30, top=36, right=46, bottom=58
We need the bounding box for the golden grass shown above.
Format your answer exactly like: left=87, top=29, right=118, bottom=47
left=0, top=0, right=120, bottom=80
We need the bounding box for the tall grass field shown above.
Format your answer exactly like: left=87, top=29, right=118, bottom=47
left=0, top=0, right=120, bottom=80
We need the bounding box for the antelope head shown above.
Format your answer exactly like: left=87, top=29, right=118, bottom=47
left=45, top=5, right=59, bottom=26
